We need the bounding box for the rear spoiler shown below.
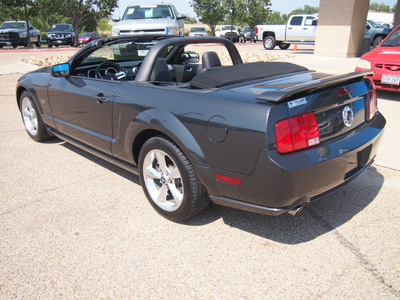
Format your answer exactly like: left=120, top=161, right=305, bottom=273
left=256, top=71, right=374, bottom=102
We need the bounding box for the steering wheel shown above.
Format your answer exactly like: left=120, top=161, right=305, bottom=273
left=95, top=61, right=126, bottom=80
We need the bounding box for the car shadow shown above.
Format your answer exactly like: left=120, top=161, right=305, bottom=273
left=183, top=166, right=384, bottom=244
left=60, top=141, right=384, bottom=244
left=61, top=141, right=140, bottom=185
left=377, top=90, right=399, bottom=102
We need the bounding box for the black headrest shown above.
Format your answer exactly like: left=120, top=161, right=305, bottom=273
left=202, top=52, right=221, bottom=69
left=150, top=58, right=172, bottom=82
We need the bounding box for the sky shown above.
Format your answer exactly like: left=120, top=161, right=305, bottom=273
left=115, top=0, right=398, bottom=19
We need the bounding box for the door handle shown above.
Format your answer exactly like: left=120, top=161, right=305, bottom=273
left=94, top=94, right=110, bottom=104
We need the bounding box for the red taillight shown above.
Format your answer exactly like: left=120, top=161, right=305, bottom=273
left=275, top=112, right=320, bottom=154
left=366, top=89, right=377, bottom=121
left=255, top=27, right=258, bottom=34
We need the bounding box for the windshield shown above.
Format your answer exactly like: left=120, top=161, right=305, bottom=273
left=381, top=26, right=400, bottom=47
left=221, top=25, right=236, bottom=31
left=191, top=27, right=206, bottom=32
left=122, top=5, right=173, bottom=20
left=51, top=24, right=73, bottom=31
left=0, top=22, right=26, bottom=30
left=81, top=39, right=173, bottom=65
left=368, top=20, right=382, bottom=28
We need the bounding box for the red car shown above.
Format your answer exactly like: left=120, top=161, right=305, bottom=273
left=78, top=32, right=102, bottom=45
left=355, top=24, right=400, bottom=92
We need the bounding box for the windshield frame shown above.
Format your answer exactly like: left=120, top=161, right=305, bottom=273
left=381, top=26, right=400, bottom=47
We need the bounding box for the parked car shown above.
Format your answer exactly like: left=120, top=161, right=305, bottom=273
left=256, top=15, right=392, bottom=50
left=365, top=19, right=392, bottom=46
left=111, top=4, right=185, bottom=37
left=188, top=27, right=208, bottom=37
left=0, top=20, right=41, bottom=48
left=239, top=27, right=257, bottom=43
left=256, top=14, right=318, bottom=50
left=355, top=24, right=400, bottom=92
left=16, top=35, right=385, bottom=221
left=47, top=23, right=75, bottom=47
left=215, top=25, right=239, bottom=42
left=78, top=32, right=102, bottom=45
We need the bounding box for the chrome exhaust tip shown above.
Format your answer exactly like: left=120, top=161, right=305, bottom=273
left=288, top=205, right=304, bottom=216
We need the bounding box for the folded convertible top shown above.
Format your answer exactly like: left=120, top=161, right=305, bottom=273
left=190, top=61, right=308, bottom=89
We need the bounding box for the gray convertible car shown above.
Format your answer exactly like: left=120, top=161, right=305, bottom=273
left=16, top=35, right=385, bottom=221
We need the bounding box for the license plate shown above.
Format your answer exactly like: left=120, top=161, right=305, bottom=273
left=57, top=40, right=62, bottom=44
left=381, top=74, right=400, bottom=85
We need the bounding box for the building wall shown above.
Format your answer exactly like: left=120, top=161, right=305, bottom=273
left=314, top=0, right=370, bottom=57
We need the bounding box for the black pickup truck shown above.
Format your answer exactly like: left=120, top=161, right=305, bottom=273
left=0, top=21, right=41, bottom=48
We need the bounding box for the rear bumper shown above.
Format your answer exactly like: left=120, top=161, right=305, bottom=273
left=202, top=113, right=386, bottom=215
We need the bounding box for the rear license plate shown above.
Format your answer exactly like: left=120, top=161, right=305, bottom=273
left=57, top=40, right=62, bottom=44
left=381, top=74, right=400, bottom=85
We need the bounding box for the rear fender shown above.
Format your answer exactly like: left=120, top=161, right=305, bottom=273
left=125, top=108, right=207, bottom=168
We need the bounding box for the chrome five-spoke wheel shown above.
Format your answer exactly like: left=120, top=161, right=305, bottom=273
left=21, top=96, right=38, bottom=136
left=139, top=136, right=209, bottom=221
left=142, top=149, right=184, bottom=212
left=19, top=91, right=51, bottom=142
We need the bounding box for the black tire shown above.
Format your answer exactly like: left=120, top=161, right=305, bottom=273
left=12, top=44, right=17, bottom=49
left=19, top=91, right=51, bottom=142
left=139, top=136, right=209, bottom=221
left=279, top=42, right=290, bottom=50
left=373, top=36, right=384, bottom=47
left=263, top=36, right=276, bottom=50
left=47, top=43, right=52, bottom=48
left=36, top=36, right=41, bottom=48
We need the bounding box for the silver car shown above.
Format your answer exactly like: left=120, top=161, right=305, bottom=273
left=111, top=4, right=185, bottom=37
left=188, top=27, right=208, bottom=37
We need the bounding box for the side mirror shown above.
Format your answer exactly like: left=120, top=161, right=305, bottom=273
left=312, top=20, right=317, bottom=26
left=51, top=63, right=70, bottom=77
left=112, top=14, right=120, bottom=22
left=177, top=13, right=186, bottom=20
left=182, top=52, right=199, bottom=63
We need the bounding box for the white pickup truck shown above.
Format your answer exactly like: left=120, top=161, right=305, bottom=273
left=256, top=14, right=318, bottom=50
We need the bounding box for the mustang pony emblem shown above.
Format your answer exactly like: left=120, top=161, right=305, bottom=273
left=342, top=105, right=354, bottom=127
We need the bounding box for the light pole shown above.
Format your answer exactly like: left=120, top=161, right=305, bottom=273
left=23, top=0, right=33, bottom=48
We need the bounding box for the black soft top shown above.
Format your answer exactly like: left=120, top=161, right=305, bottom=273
left=190, top=62, right=308, bottom=89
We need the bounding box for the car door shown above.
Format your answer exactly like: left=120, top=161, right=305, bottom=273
left=302, top=16, right=317, bottom=42
left=47, top=76, right=120, bottom=154
left=286, top=16, right=305, bottom=41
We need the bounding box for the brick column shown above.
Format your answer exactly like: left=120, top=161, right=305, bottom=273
left=394, top=0, right=400, bottom=28
left=314, top=0, right=369, bottom=57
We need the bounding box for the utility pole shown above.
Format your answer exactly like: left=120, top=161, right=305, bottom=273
left=24, top=0, right=33, bottom=48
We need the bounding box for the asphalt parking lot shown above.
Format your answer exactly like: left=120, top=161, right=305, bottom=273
left=1, top=44, right=399, bottom=298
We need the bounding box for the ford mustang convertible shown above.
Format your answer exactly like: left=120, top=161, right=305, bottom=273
left=16, top=35, right=385, bottom=221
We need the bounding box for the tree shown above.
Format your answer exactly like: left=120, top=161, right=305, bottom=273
left=224, top=0, right=245, bottom=26
left=266, top=11, right=285, bottom=24
left=242, top=0, right=271, bottom=31
left=289, top=5, right=318, bottom=16
left=30, top=0, right=66, bottom=32
left=0, top=0, right=26, bottom=22
left=369, top=2, right=391, bottom=12
left=191, top=0, right=226, bottom=35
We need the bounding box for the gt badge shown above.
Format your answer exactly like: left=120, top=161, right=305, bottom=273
left=342, top=105, right=354, bottom=127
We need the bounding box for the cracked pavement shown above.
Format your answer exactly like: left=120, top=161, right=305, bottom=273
left=0, top=45, right=399, bottom=298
